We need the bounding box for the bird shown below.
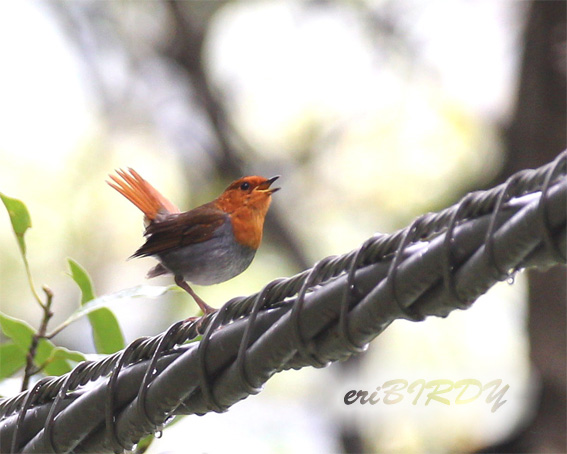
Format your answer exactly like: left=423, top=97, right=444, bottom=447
left=107, top=168, right=279, bottom=316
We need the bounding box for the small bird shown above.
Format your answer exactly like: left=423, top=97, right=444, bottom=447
left=108, top=168, right=279, bottom=315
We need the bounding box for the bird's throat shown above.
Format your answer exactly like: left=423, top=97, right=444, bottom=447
left=230, top=209, right=264, bottom=250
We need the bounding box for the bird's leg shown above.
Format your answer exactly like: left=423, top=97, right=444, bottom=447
left=174, top=275, right=216, bottom=315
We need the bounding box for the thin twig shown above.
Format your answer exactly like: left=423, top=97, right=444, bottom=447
left=22, top=254, right=46, bottom=310
left=21, top=286, right=55, bottom=391
left=45, top=324, right=67, bottom=341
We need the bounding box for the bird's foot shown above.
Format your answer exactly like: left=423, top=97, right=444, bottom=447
left=175, top=276, right=216, bottom=316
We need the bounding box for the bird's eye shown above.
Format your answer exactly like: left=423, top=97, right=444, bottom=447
left=240, top=182, right=251, bottom=191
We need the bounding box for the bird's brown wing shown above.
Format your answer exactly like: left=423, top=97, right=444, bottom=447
left=132, top=204, right=227, bottom=257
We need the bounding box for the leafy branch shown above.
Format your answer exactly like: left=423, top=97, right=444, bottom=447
left=0, top=192, right=43, bottom=308
left=0, top=191, right=182, bottom=451
left=0, top=193, right=127, bottom=389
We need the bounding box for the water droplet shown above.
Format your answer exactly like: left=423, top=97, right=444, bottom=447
left=155, top=430, right=163, bottom=439
left=164, top=415, right=174, bottom=425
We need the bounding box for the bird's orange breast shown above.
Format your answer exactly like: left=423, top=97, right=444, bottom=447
left=229, top=208, right=266, bottom=250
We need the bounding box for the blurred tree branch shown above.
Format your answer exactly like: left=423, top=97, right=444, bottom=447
left=481, top=1, right=567, bottom=452
left=164, top=1, right=311, bottom=270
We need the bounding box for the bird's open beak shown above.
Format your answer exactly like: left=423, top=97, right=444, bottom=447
left=257, top=175, right=280, bottom=194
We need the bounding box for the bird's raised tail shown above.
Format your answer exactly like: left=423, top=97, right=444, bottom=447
left=107, top=168, right=179, bottom=221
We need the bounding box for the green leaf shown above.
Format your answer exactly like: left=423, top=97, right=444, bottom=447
left=68, top=258, right=95, bottom=303
left=0, top=343, right=26, bottom=378
left=86, top=307, right=125, bottom=354
left=60, top=284, right=170, bottom=329
left=48, top=346, right=86, bottom=363
left=0, top=192, right=32, bottom=256
left=43, top=346, right=86, bottom=376
left=0, top=312, right=84, bottom=376
left=67, top=258, right=125, bottom=354
left=134, top=433, right=155, bottom=454
left=0, top=312, right=35, bottom=351
left=133, top=415, right=184, bottom=453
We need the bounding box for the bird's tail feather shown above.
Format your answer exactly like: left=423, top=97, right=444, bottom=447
left=107, top=168, right=179, bottom=221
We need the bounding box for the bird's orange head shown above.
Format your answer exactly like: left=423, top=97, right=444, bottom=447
left=214, top=175, right=280, bottom=250
left=215, top=175, right=280, bottom=214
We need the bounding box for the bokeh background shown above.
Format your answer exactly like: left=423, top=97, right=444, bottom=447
left=0, top=1, right=565, bottom=453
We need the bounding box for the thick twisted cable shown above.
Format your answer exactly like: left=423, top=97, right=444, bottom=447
left=387, top=217, right=427, bottom=320
left=105, top=338, right=149, bottom=453
left=442, top=193, right=478, bottom=309
left=537, top=152, right=567, bottom=262
left=484, top=173, right=525, bottom=279
left=43, top=362, right=96, bottom=454
left=236, top=278, right=286, bottom=394
left=136, top=321, right=185, bottom=429
left=196, top=304, right=232, bottom=413
left=290, top=257, right=336, bottom=368
left=338, top=235, right=378, bottom=353
left=10, top=378, right=52, bottom=454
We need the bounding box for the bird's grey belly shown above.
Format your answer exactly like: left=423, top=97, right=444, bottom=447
left=157, top=228, right=256, bottom=285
